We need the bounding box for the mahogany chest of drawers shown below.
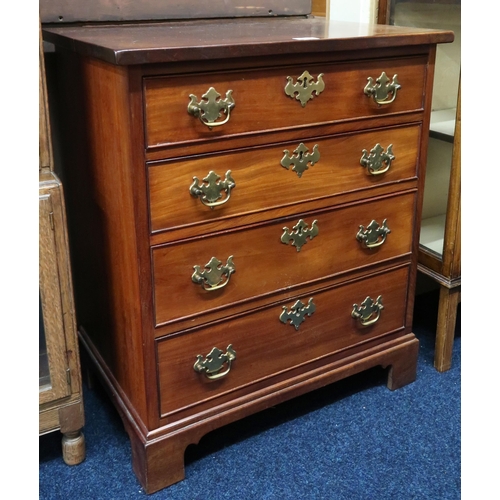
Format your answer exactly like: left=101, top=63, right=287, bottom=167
left=43, top=18, right=453, bottom=493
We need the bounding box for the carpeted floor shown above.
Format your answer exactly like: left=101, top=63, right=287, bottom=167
left=39, top=289, right=461, bottom=499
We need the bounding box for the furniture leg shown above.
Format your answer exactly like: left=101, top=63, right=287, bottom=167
left=386, top=335, right=419, bottom=390
left=129, top=430, right=189, bottom=494
left=434, top=285, right=460, bottom=372
left=62, top=430, right=86, bottom=465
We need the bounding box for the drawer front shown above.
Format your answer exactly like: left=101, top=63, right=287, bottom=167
left=152, top=191, right=415, bottom=327
left=144, top=56, right=427, bottom=149
left=149, top=124, right=420, bottom=234
left=157, top=265, right=409, bottom=417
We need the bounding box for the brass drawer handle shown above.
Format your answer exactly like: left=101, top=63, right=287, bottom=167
left=360, top=143, right=395, bottom=175
left=356, top=219, right=391, bottom=249
left=189, top=170, right=236, bottom=209
left=281, top=219, right=319, bottom=252
left=187, top=87, right=235, bottom=129
left=284, top=71, right=325, bottom=107
left=281, top=143, right=320, bottom=178
left=364, top=72, right=401, bottom=106
left=352, top=295, right=384, bottom=326
left=280, top=298, right=316, bottom=330
left=192, top=256, right=235, bottom=291
left=193, top=344, right=236, bottom=380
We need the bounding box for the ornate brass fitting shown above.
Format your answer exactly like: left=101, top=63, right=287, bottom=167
left=281, top=143, right=320, bottom=178
left=364, top=72, right=401, bottom=106
left=351, top=295, right=384, bottom=326
left=280, top=298, right=316, bottom=330
left=360, top=143, right=395, bottom=176
left=192, top=256, right=235, bottom=291
left=284, top=71, right=325, bottom=107
left=281, top=219, right=319, bottom=252
left=189, top=170, right=236, bottom=209
left=193, top=345, right=236, bottom=380
left=187, top=87, right=235, bottom=129
left=356, top=219, right=391, bottom=249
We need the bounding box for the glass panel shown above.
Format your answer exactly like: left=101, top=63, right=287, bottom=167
left=389, top=1, right=460, bottom=255
left=39, top=291, right=51, bottom=391
left=390, top=0, right=460, bottom=112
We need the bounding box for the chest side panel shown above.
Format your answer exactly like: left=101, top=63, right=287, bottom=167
left=52, top=52, right=151, bottom=423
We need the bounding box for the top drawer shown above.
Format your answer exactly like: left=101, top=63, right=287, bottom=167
left=144, top=56, right=428, bottom=150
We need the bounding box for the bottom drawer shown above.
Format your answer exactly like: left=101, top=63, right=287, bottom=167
left=157, top=265, right=409, bottom=418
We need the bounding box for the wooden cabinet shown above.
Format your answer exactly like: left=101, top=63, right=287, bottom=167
left=418, top=82, right=460, bottom=372
left=43, top=18, right=453, bottom=492
left=378, top=0, right=461, bottom=372
left=39, top=25, right=85, bottom=465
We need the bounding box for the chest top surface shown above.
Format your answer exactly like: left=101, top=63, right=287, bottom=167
left=42, top=18, right=454, bottom=65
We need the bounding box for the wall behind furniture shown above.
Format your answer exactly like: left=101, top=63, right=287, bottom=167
left=329, top=0, right=378, bottom=23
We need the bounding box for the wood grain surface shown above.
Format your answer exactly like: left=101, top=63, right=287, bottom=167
left=157, top=265, right=410, bottom=417
left=144, top=57, right=427, bottom=148
left=148, top=123, right=421, bottom=234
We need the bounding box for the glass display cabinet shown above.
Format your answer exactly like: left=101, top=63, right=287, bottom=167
left=39, top=24, right=85, bottom=464
left=379, top=0, right=461, bottom=372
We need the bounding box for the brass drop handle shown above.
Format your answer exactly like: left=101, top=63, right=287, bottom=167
left=192, top=256, right=235, bottom=291
left=360, top=144, right=395, bottom=176
left=193, top=345, right=236, bottom=380
left=187, top=87, right=235, bottom=129
left=352, top=295, right=384, bottom=326
left=364, top=72, right=401, bottom=106
left=189, top=170, right=236, bottom=209
left=356, top=219, right=391, bottom=249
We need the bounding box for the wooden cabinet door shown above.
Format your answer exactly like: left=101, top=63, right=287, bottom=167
left=39, top=190, right=71, bottom=405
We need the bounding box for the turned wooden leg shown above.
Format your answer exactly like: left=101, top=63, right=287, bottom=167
left=434, top=285, right=460, bottom=372
left=59, top=402, right=85, bottom=465
left=386, top=336, right=419, bottom=390
left=62, top=430, right=86, bottom=465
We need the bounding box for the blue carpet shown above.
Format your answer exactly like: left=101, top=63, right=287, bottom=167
left=39, top=290, right=460, bottom=499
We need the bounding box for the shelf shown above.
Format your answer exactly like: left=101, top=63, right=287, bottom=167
left=429, top=108, right=456, bottom=143
left=419, top=214, right=446, bottom=255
